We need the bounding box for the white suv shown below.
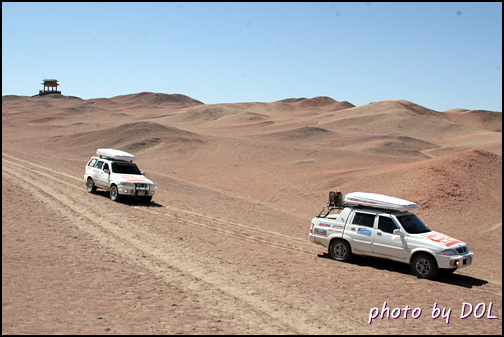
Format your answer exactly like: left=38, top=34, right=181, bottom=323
left=84, top=149, right=157, bottom=202
left=309, top=192, right=474, bottom=279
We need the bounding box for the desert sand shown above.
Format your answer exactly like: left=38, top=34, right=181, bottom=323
left=2, top=92, right=502, bottom=334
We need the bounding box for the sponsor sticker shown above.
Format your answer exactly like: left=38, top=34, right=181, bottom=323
left=314, top=228, right=327, bottom=236
left=358, top=228, right=372, bottom=237
left=121, top=174, right=150, bottom=182
left=424, top=233, right=462, bottom=247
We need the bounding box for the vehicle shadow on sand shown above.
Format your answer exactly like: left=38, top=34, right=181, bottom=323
left=317, top=253, right=488, bottom=288
left=93, top=190, right=164, bottom=207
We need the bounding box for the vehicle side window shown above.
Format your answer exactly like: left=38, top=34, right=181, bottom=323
left=352, top=212, right=375, bottom=228
left=378, top=216, right=398, bottom=234
left=88, top=158, right=97, bottom=167
left=95, top=161, right=104, bottom=169
left=103, top=163, right=109, bottom=171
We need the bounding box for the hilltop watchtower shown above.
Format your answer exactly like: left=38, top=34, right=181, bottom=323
left=39, top=79, right=61, bottom=95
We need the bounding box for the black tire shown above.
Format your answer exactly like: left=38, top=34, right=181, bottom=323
left=142, top=196, right=152, bottom=203
left=329, top=239, right=352, bottom=262
left=110, top=185, right=121, bottom=202
left=86, top=178, right=96, bottom=193
left=411, top=253, right=438, bottom=279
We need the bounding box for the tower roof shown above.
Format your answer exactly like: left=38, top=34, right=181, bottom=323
left=42, top=79, right=59, bottom=85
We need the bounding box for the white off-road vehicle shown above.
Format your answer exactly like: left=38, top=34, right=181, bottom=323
left=84, top=149, right=157, bottom=202
left=309, top=192, right=473, bottom=279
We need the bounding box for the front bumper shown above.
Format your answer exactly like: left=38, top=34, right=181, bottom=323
left=117, top=183, right=157, bottom=197
left=437, top=251, right=474, bottom=270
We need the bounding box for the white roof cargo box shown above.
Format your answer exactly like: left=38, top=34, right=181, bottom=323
left=344, top=192, right=418, bottom=212
left=96, top=148, right=136, bottom=162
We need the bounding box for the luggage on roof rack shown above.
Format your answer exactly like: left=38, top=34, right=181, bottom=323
left=317, top=191, right=418, bottom=217
left=344, top=192, right=418, bottom=212
left=96, top=148, right=136, bottom=162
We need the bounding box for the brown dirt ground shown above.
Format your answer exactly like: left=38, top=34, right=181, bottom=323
left=2, top=93, right=502, bottom=334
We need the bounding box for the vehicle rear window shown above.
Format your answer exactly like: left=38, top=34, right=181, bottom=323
left=352, top=212, right=375, bottom=228
left=88, top=158, right=97, bottom=167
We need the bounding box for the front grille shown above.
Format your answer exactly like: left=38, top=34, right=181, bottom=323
left=456, top=246, right=467, bottom=254
left=136, top=183, right=149, bottom=190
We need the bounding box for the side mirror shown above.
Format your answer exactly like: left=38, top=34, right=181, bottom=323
left=104, top=169, right=110, bottom=174
left=393, top=229, right=404, bottom=237
left=141, top=172, right=146, bottom=176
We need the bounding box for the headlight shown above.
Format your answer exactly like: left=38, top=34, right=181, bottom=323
left=438, top=249, right=459, bottom=256
left=150, top=183, right=157, bottom=190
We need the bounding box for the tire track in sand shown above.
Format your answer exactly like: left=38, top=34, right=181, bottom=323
left=2, top=152, right=314, bottom=254
left=2, top=154, right=338, bottom=334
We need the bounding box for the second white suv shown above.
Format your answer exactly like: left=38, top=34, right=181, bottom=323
left=84, top=149, right=157, bottom=202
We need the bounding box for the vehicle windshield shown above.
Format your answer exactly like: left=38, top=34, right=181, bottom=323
left=111, top=162, right=142, bottom=175
left=396, top=214, right=431, bottom=234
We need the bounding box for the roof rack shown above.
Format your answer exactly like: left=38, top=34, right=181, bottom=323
left=317, top=204, right=346, bottom=218
left=317, top=203, right=411, bottom=218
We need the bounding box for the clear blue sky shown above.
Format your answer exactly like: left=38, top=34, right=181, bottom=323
left=2, top=2, right=502, bottom=111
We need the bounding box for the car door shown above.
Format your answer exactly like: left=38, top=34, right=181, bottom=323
left=94, top=160, right=110, bottom=188
left=372, top=215, right=407, bottom=258
left=346, top=211, right=376, bottom=253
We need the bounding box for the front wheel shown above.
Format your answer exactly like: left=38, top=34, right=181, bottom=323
left=411, top=254, right=438, bottom=279
left=329, top=239, right=352, bottom=262
left=110, top=185, right=121, bottom=202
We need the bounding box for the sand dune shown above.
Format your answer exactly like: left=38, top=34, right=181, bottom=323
left=109, top=92, right=204, bottom=107
left=443, top=108, right=502, bottom=132
left=2, top=92, right=501, bottom=334
left=259, top=125, right=336, bottom=141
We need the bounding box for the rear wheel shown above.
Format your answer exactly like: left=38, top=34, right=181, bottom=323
left=110, top=185, right=121, bottom=202
left=411, top=254, right=438, bottom=279
left=329, top=239, right=352, bottom=262
left=86, top=178, right=96, bottom=193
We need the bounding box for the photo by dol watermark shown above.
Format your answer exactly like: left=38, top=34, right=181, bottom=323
left=368, top=302, right=499, bottom=325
